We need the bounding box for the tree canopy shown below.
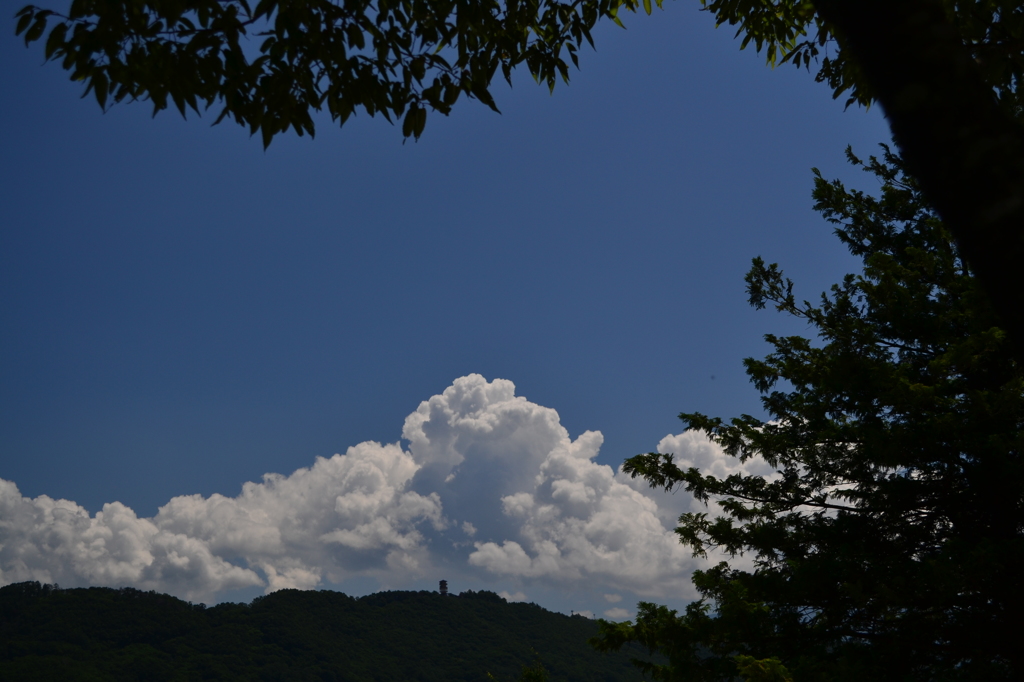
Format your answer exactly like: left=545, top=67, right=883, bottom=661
left=15, top=0, right=653, bottom=145
left=593, top=147, right=1024, bottom=681
left=16, top=1, right=1024, bottom=357
left=15, top=1, right=1023, bottom=142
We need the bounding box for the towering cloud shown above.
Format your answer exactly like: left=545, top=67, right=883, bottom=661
left=0, top=375, right=767, bottom=605
left=401, top=376, right=695, bottom=597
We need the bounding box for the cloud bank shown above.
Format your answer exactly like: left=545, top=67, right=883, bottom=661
left=0, top=375, right=768, bottom=606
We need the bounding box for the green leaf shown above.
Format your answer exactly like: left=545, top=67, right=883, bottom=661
left=24, top=13, right=47, bottom=44
left=44, top=23, right=68, bottom=60
left=15, top=9, right=33, bottom=37
left=92, top=72, right=108, bottom=109
left=734, top=656, right=793, bottom=682
left=401, top=104, right=418, bottom=137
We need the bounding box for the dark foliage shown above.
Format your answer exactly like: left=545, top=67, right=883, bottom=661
left=13, top=0, right=660, bottom=146
left=593, top=148, right=1024, bottom=681
left=14, top=2, right=1024, bottom=353
left=0, top=581, right=648, bottom=681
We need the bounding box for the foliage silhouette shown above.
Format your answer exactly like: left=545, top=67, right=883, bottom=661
left=15, top=0, right=1024, bottom=358
left=593, top=147, right=1024, bottom=681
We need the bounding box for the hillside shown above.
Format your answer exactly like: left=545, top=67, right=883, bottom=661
left=0, top=582, right=651, bottom=681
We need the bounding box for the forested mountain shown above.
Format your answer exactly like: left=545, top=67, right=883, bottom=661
left=0, top=582, right=647, bottom=681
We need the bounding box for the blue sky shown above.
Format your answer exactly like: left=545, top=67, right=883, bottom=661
left=1, top=3, right=890, bottom=615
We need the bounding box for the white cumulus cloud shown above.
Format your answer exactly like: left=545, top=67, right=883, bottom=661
left=1, top=374, right=770, bottom=607
left=614, top=430, right=775, bottom=529
left=1, top=441, right=443, bottom=602
left=499, top=590, right=527, bottom=602
left=154, top=440, right=445, bottom=595
left=0, top=479, right=261, bottom=602
left=464, top=427, right=695, bottom=597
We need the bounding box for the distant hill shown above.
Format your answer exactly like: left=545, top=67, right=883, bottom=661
left=0, top=582, right=651, bottom=681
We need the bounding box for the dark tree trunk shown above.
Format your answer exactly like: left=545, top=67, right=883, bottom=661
left=813, top=0, right=1024, bottom=360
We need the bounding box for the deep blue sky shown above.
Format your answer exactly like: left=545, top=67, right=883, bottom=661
left=2, top=3, right=888, bottom=576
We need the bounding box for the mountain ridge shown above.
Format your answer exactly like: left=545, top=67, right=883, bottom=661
left=0, top=581, right=649, bottom=681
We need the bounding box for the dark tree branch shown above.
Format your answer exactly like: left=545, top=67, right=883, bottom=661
left=812, top=0, right=1024, bottom=362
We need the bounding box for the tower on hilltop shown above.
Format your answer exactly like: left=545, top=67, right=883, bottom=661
left=439, top=580, right=448, bottom=596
